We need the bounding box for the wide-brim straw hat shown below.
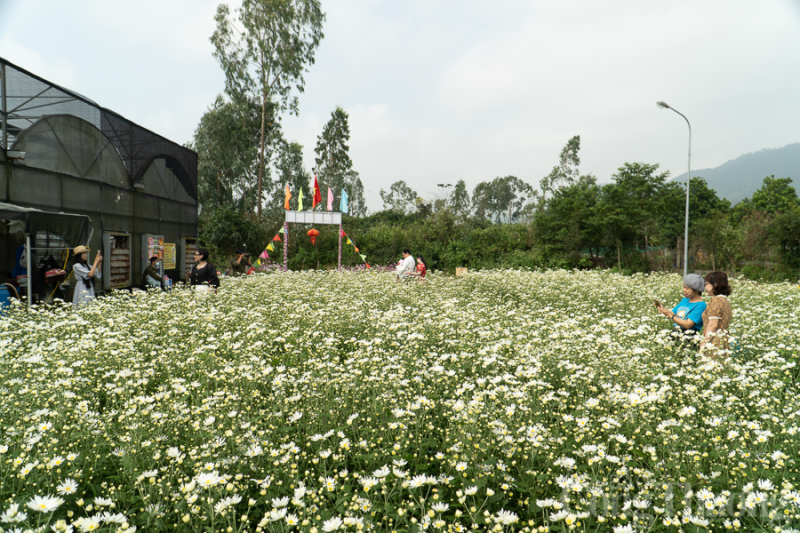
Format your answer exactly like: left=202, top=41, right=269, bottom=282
left=73, top=245, right=90, bottom=256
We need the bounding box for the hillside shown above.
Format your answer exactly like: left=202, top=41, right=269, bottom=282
left=672, top=142, right=800, bottom=204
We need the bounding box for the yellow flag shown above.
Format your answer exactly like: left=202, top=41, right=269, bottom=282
left=298, top=188, right=304, bottom=211
left=267, top=243, right=275, bottom=252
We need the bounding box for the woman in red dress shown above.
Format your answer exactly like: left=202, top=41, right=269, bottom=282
left=415, top=255, right=428, bottom=279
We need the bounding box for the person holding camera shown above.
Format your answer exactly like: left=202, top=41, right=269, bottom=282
left=71, top=245, right=102, bottom=308
left=231, top=247, right=251, bottom=276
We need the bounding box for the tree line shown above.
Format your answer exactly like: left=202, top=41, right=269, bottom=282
left=190, top=1, right=799, bottom=278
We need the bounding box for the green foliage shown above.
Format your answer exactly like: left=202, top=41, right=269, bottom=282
left=211, top=0, right=325, bottom=214
left=451, top=179, right=471, bottom=216
left=768, top=208, right=800, bottom=271
left=190, top=95, right=264, bottom=212
left=314, top=107, right=366, bottom=216
left=659, top=177, right=732, bottom=246
left=751, top=175, right=799, bottom=215
left=692, top=212, right=737, bottom=271
left=534, top=175, right=603, bottom=266
left=598, top=162, right=670, bottom=268
left=379, top=180, right=418, bottom=214
left=198, top=207, right=270, bottom=267
left=537, top=135, right=581, bottom=208
left=472, top=175, right=534, bottom=224
left=276, top=142, right=312, bottom=209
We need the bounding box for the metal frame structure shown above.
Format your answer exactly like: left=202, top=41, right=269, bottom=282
left=283, top=210, right=344, bottom=270
left=0, top=57, right=196, bottom=197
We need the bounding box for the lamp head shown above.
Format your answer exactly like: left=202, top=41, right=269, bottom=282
left=656, top=101, right=670, bottom=109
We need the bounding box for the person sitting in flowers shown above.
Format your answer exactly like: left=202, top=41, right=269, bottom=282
left=656, top=273, right=706, bottom=337
left=395, top=249, right=416, bottom=281
left=699, top=270, right=733, bottom=359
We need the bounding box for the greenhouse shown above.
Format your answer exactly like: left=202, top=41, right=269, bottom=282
left=0, top=57, right=199, bottom=300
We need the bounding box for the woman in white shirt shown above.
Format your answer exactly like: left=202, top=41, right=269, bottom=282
left=71, top=245, right=102, bottom=308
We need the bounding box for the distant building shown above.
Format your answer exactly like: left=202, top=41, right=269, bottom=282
left=1, top=57, right=199, bottom=294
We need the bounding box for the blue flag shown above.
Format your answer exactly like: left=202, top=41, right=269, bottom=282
left=340, top=188, right=349, bottom=214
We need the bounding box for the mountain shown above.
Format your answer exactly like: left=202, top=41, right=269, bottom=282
left=672, top=142, right=800, bottom=204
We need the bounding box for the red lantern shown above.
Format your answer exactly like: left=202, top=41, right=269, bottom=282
left=307, top=228, right=320, bottom=245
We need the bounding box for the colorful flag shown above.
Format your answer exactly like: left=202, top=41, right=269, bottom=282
left=273, top=235, right=281, bottom=241
left=312, top=175, right=322, bottom=208
left=354, top=247, right=359, bottom=253
left=266, top=243, right=275, bottom=252
left=260, top=250, right=269, bottom=259
left=360, top=254, right=366, bottom=261
left=340, top=188, right=349, bottom=214
left=347, top=238, right=352, bottom=245
left=279, top=226, right=285, bottom=234
left=298, top=188, right=304, bottom=211
left=284, top=185, right=292, bottom=210
left=327, top=187, right=333, bottom=211
left=340, top=229, right=345, bottom=237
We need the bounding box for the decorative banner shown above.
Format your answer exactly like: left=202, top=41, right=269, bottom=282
left=327, top=187, right=333, bottom=211
left=273, top=235, right=281, bottom=241
left=298, top=188, right=304, bottom=211
left=360, top=254, right=366, bottom=261
left=266, top=243, right=275, bottom=252
left=340, top=189, right=349, bottom=214
left=279, top=226, right=285, bottom=234
left=163, top=243, right=177, bottom=269
left=284, top=185, right=292, bottom=210
left=347, top=238, right=352, bottom=245
left=312, top=175, right=322, bottom=209
left=260, top=250, right=269, bottom=260
left=340, top=229, right=345, bottom=237
left=354, top=247, right=359, bottom=253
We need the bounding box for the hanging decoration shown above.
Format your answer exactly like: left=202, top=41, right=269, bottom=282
left=307, top=228, right=320, bottom=245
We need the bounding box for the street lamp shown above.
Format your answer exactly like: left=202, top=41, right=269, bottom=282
left=657, top=101, right=691, bottom=277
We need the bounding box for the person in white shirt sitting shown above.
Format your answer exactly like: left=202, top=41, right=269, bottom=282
left=395, top=249, right=416, bottom=281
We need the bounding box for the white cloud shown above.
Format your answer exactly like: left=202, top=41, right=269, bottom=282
left=3, top=0, right=799, bottom=211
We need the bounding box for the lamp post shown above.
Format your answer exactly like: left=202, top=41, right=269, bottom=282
left=657, top=101, right=691, bottom=277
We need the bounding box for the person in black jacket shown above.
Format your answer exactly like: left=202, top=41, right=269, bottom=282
left=143, top=256, right=164, bottom=289
left=190, top=248, right=220, bottom=292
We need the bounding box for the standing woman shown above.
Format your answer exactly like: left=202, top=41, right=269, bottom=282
left=700, top=271, right=733, bottom=359
left=71, top=245, right=102, bottom=308
left=656, top=273, right=706, bottom=336
left=190, top=248, right=220, bottom=293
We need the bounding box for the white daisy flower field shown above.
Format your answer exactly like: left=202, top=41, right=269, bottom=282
left=1, top=269, right=798, bottom=533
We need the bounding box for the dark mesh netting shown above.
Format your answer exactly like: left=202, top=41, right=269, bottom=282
left=1, top=58, right=196, bottom=201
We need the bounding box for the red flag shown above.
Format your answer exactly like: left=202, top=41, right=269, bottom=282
left=272, top=235, right=281, bottom=241
left=312, top=174, right=322, bottom=208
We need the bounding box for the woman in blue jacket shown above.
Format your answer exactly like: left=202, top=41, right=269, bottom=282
left=656, top=273, right=706, bottom=333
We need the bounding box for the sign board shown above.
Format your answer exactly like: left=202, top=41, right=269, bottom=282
left=163, top=243, right=176, bottom=269
left=285, top=211, right=342, bottom=225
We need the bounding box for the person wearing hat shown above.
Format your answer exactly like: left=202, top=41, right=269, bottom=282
left=71, top=245, right=102, bottom=308
left=656, top=273, right=706, bottom=334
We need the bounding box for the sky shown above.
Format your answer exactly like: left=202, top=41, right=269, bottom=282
left=2, top=0, right=800, bottom=211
